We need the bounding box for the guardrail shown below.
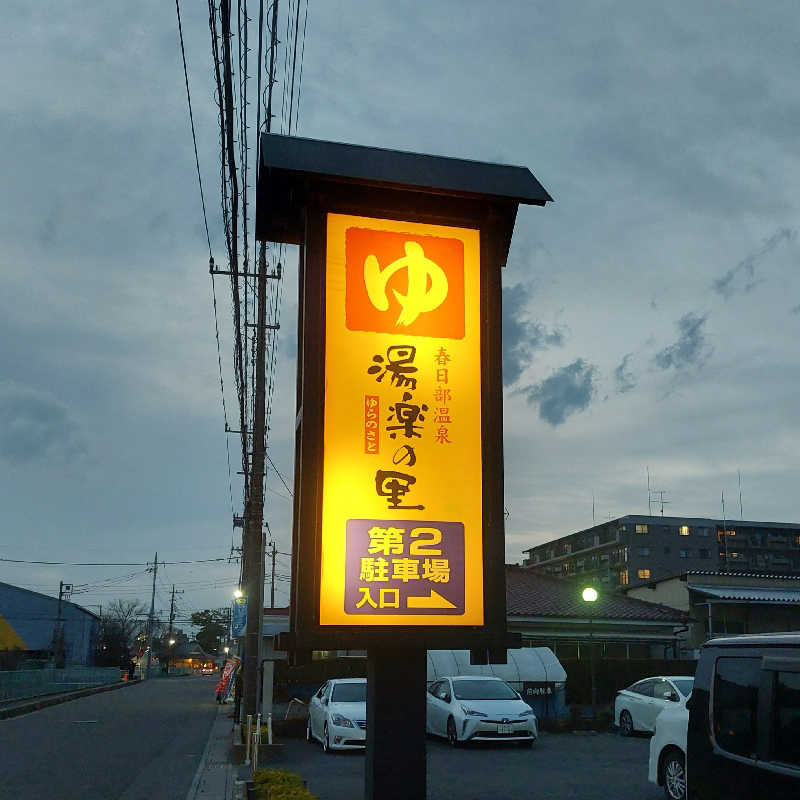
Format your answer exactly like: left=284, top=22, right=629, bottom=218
left=0, top=666, right=122, bottom=703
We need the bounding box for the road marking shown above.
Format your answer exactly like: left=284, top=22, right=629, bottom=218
left=72, top=720, right=99, bottom=724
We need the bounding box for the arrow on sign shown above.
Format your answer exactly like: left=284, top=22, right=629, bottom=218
left=406, top=590, right=456, bottom=609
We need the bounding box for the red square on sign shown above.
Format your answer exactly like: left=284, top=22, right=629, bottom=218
left=345, top=227, right=465, bottom=339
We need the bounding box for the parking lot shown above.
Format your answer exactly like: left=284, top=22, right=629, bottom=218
left=265, top=730, right=663, bottom=800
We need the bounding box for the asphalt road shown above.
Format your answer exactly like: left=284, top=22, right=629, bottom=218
left=0, top=674, right=219, bottom=800
left=268, top=729, right=664, bottom=800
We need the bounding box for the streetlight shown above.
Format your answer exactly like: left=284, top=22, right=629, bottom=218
left=224, top=646, right=230, bottom=655
left=233, top=588, right=244, bottom=599
left=169, top=638, right=176, bottom=646
left=582, top=586, right=598, bottom=723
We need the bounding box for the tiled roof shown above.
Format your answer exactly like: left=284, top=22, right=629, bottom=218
left=506, top=566, right=686, bottom=622
left=687, top=570, right=800, bottom=581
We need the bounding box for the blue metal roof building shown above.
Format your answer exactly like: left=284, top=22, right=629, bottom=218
left=0, top=581, right=100, bottom=666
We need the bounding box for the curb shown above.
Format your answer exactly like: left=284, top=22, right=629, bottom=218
left=0, top=678, right=142, bottom=720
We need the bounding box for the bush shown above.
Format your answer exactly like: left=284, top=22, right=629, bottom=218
left=253, top=769, right=317, bottom=799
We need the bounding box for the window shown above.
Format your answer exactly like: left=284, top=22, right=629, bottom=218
left=631, top=679, right=655, bottom=696
left=635, top=524, right=648, bottom=534
left=653, top=680, right=675, bottom=700
left=664, top=546, right=671, bottom=555
left=637, top=568, right=651, bottom=579
left=679, top=549, right=691, bottom=559
left=773, top=671, right=800, bottom=767
left=718, top=528, right=736, bottom=541
left=638, top=547, right=650, bottom=556
left=619, top=569, right=629, bottom=586
left=795, top=535, right=800, bottom=546
left=699, top=548, right=710, bottom=559
left=563, top=543, right=572, bottom=554
left=698, top=527, right=711, bottom=537
left=679, top=525, right=690, bottom=536
left=729, top=551, right=740, bottom=559
left=713, top=657, right=761, bottom=758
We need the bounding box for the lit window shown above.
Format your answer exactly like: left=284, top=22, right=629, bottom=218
left=679, top=549, right=690, bottom=558
left=679, top=525, right=690, bottom=536
left=564, top=543, right=572, bottom=554
left=619, top=570, right=629, bottom=586
left=638, top=547, right=650, bottom=556
left=637, top=569, right=650, bottom=579
left=730, top=552, right=740, bottom=558
left=635, top=524, right=648, bottom=534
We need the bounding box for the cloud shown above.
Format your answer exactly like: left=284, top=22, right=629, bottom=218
left=712, top=227, right=796, bottom=299
left=653, top=312, right=712, bottom=371
left=521, top=359, right=598, bottom=426
left=0, top=382, right=87, bottom=465
left=614, top=353, right=637, bottom=393
left=502, top=283, right=565, bottom=386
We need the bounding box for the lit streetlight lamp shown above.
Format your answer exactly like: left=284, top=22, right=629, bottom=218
left=233, top=588, right=244, bottom=599
left=582, top=586, right=598, bottom=722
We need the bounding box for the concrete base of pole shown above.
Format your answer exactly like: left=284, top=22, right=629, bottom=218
left=366, top=647, right=427, bottom=800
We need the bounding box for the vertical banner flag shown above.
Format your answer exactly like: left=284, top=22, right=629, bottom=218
left=321, top=214, right=483, bottom=626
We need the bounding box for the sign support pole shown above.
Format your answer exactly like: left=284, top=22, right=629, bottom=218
left=366, top=647, right=427, bottom=800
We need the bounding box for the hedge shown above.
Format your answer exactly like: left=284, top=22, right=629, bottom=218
left=253, top=768, right=317, bottom=800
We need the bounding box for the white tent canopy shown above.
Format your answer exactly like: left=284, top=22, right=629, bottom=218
left=427, top=648, right=566, bottom=687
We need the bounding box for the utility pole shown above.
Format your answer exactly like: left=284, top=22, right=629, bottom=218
left=269, top=541, right=277, bottom=609
left=167, top=585, right=183, bottom=674
left=51, top=580, right=66, bottom=667
left=242, top=0, right=280, bottom=724
left=145, top=552, right=158, bottom=679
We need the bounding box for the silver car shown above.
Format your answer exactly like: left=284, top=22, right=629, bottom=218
left=426, top=675, right=537, bottom=746
left=306, top=678, right=367, bottom=752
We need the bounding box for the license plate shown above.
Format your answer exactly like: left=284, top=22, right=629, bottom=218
left=497, top=724, right=513, bottom=735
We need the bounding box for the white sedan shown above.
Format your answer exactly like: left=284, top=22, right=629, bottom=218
left=306, top=677, right=366, bottom=752
left=426, top=675, right=537, bottom=746
left=649, top=697, right=689, bottom=800
left=615, top=676, right=693, bottom=735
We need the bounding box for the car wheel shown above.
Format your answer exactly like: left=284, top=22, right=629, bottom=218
left=619, top=710, right=634, bottom=736
left=323, top=722, right=331, bottom=753
left=662, top=751, right=686, bottom=800
left=446, top=717, right=460, bottom=747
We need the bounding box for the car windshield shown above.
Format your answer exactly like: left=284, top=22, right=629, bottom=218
left=671, top=679, right=694, bottom=697
left=452, top=679, right=518, bottom=700
left=332, top=682, right=366, bottom=703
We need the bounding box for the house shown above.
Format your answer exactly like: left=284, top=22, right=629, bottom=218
left=624, top=570, right=800, bottom=656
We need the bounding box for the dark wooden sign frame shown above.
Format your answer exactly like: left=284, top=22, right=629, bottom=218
left=256, top=133, right=551, bottom=654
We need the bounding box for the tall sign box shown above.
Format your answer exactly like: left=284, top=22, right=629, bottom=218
left=256, top=133, right=550, bottom=799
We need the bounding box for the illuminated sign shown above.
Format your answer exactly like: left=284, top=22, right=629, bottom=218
left=320, top=214, right=483, bottom=626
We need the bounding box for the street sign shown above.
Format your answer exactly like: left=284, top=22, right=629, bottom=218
left=321, top=214, right=483, bottom=626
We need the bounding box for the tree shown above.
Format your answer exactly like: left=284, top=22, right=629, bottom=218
left=190, top=609, right=229, bottom=655
left=95, top=599, right=147, bottom=666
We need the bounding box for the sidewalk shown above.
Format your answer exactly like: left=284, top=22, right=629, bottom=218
left=185, top=705, right=242, bottom=800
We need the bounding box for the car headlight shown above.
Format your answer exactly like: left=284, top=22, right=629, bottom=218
left=331, top=714, right=355, bottom=728
left=460, top=705, right=487, bottom=717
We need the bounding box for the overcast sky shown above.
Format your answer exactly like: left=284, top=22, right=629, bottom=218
left=2, top=1, right=799, bottom=620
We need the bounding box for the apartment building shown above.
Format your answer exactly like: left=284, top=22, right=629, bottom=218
left=521, top=515, right=800, bottom=589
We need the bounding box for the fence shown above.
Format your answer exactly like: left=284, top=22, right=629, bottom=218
left=561, top=658, right=698, bottom=706
left=0, top=666, right=122, bottom=703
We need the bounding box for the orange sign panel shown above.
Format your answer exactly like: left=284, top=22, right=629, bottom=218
left=321, top=213, right=483, bottom=626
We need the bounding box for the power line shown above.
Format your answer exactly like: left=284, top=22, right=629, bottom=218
left=0, top=557, right=231, bottom=566
left=266, top=452, right=293, bottom=496
left=175, top=0, right=212, bottom=256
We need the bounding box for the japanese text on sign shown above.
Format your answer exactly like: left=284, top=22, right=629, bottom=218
left=321, top=214, right=484, bottom=626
